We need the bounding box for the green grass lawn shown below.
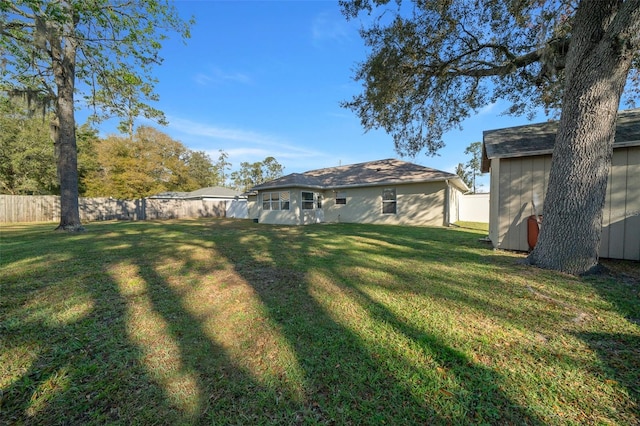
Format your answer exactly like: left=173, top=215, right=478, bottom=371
left=1, top=219, right=638, bottom=425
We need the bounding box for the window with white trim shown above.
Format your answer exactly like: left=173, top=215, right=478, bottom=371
left=302, top=191, right=314, bottom=210
left=262, top=191, right=290, bottom=210
left=335, top=191, right=346, bottom=205
left=382, top=188, right=396, bottom=214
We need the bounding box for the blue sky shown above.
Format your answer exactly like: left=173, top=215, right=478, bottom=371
left=84, top=0, right=550, bottom=191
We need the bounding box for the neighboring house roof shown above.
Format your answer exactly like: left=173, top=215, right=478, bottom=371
left=250, top=158, right=469, bottom=192
left=148, top=191, right=190, bottom=199
left=481, top=108, right=640, bottom=172
left=187, top=186, right=244, bottom=198
left=148, top=186, right=244, bottom=199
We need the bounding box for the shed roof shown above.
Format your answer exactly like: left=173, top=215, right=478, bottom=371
left=481, top=108, right=640, bottom=172
left=251, top=158, right=469, bottom=192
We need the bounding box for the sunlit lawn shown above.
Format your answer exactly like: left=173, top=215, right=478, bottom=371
left=1, top=218, right=638, bottom=425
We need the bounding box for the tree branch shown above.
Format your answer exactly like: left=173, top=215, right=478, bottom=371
left=433, top=37, right=570, bottom=78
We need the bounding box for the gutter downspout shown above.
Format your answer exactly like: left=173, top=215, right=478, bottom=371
left=445, top=179, right=450, bottom=227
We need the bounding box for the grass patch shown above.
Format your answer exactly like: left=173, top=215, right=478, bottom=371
left=453, top=221, right=489, bottom=232
left=1, top=219, right=638, bottom=424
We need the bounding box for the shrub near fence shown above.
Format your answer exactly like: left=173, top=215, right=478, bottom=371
left=0, top=195, right=226, bottom=223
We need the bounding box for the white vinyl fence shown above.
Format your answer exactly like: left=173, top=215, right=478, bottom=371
left=458, top=193, right=490, bottom=223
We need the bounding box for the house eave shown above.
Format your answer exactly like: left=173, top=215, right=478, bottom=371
left=252, top=177, right=467, bottom=192
left=252, top=183, right=324, bottom=192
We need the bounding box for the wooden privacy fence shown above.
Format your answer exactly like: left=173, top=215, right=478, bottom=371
left=0, top=195, right=226, bottom=223
left=145, top=198, right=226, bottom=220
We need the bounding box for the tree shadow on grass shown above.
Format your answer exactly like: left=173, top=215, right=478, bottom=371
left=574, top=331, right=640, bottom=417
left=215, top=222, right=545, bottom=424
left=578, top=261, right=640, bottom=415
left=1, top=222, right=276, bottom=424
left=1, top=248, right=182, bottom=423
left=345, top=282, right=544, bottom=424
left=5, top=220, right=632, bottom=424
left=126, top=232, right=362, bottom=423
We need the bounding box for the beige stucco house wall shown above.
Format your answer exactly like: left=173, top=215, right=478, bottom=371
left=248, top=159, right=468, bottom=227
left=483, top=110, right=640, bottom=261
left=318, top=182, right=449, bottom=226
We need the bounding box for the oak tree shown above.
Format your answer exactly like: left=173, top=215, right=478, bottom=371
left=0, top=0, right=192, bottom=230
left=341, top=0, right=640, bottom=274
left=186, top=150, right=223, bottom=189
left=83, top=126, right=210, bottom=199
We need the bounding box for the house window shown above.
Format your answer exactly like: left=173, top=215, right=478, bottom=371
left=382, top=188, right=396, bottom=214
left=317, top=194, right=323, bottom=209
left=262, top=191, right=290, bottom=210
left=280, top=191, right=290, bottom=210
left=335, top=191, right=346, bottom=205
left=302, top=191, right=314, bottom=210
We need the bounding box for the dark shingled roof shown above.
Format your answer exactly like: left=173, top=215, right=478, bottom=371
left=149, top=186, right=243, bottom=199
left=481, top=109, right=640, bottom=172
left=187, top=186, right=243, bottom=198
left=251, top=158, right=468, bottom=192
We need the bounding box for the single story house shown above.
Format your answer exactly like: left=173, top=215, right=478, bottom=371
left=248, top=158, right=469, bottom=226
left=482, top=108, right=640, bottom=261
left=148, top=186, right=248, bottom=218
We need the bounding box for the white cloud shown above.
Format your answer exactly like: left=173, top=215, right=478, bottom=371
left=224, top=147, right=272, bottom=158
left=326, top=110, right=352, bottom=119
left=166, top=116, right=332, bottom=173
left=311, top=11, right=351, bottom=45
left=478, top=102, right=498, bottom=115
left=194, top=67, right=252, bottom=86
left=169, top=117, right=277, bottom=145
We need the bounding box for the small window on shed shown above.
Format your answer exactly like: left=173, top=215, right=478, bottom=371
left=335, top=191, right=347, bottom=205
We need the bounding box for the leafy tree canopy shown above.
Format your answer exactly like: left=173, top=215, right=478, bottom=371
left=340, top=0, right=639, bottom=156
left=1, top=0, right=193, bottom=229
left=454, top=163, right=471, bottom=191
left=82, top=126, right=221, bottom=199
left=341, top=0, right=640, bottom=274
left=215, top=149, right=232, bottom=187
left=463, top=141, right=484, bottom=193
left=0, top=0, right=192, bottom=130
left=231, top=157, right=285, bottom=192
left=0, top=95, right=57, bottom=194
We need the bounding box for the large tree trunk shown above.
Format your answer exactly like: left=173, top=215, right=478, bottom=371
left=50, top=11, right=83, bottom=232
left=54, top=82, right=82, bottom=231
left=528, top=0, right=638, bottom=274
